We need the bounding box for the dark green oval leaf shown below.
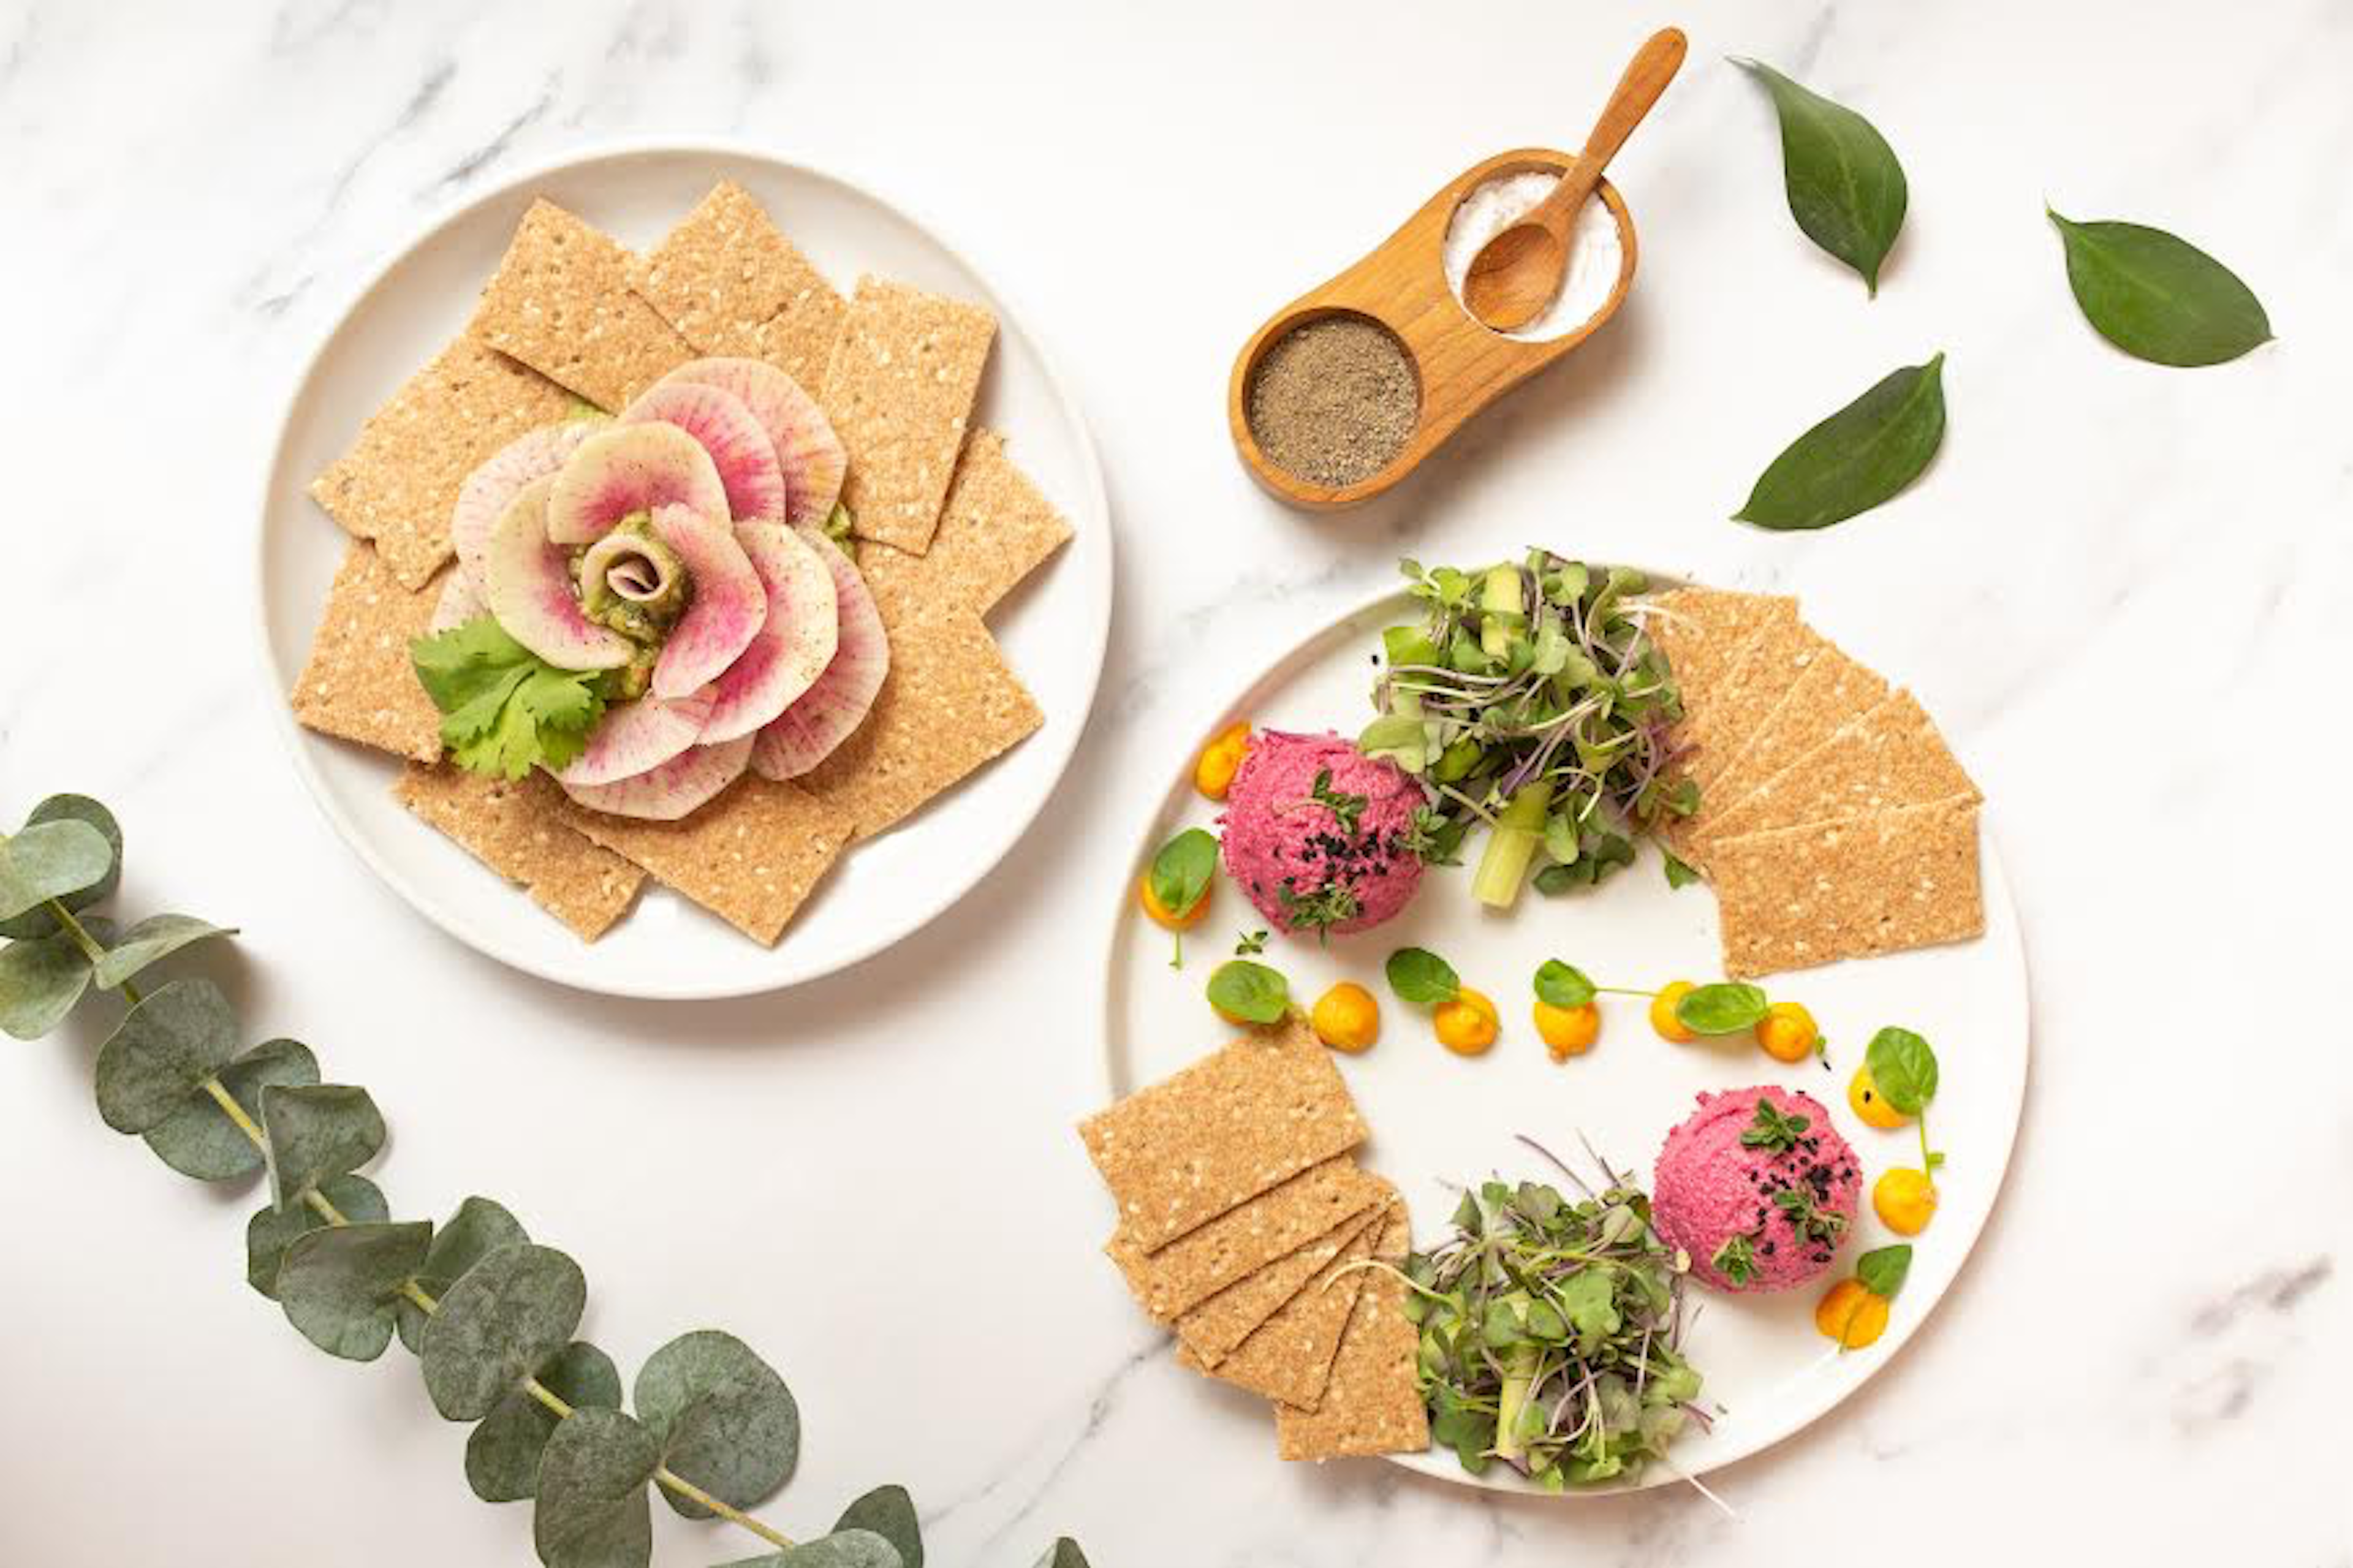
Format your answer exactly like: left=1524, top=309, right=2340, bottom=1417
left=0, top=808, right=116, bottom=928
left=93, top=914, right=237, bottom=991
left=634, top=1329, right=800, bottom=1519
left=276, top=1218, right=433, bottom=1361
left=835, top=1485, right=922, bottom=1568
left=1674, top=982, right=1771, bottom=1036
left=1857, top=1243, right=1913, bottom=1299
left=534, top=1406, right=658, bottom=1568
left=1532, top=960, right=1594, bottom=1009
left=1733, top=58, right=1908, bottom=294
left=1205, top=959, right=1290, bottom=1024
left=0, top=930, right=93, bottom=1040
left=1147, top=828, right=1218, bottom=918
left=246, top=1173, right=388, bottom=1298
left=1384, top=947, right=1460, bottom=1006
left=2048, top=211, right=2272, bottom=367
left=421, top=1244, right=588, bottom=1420
left=1735, top=353, right=1947, bottom=531
left=464, top=1340, right=624, bottom=1504
left=1034, top=1541, right=1092, bottom=1568
left=262, top=1083, right=385, bottom=1213
left=1864, top=1026, right=1939, bottom=1113
left=145, top=1037, right=318, bottom=1181
left=94, top=977, right=242, bottom=1133
left=399, top=1195, right=531, bottom=1353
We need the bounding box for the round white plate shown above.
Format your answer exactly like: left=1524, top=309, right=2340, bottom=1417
left=258, top=143, right=1112, bottom=999
left=1104, top=588, right=2028, bottom=1494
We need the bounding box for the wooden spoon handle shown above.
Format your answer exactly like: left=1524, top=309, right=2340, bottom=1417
left=1542, top=26, right=1689, bottom=230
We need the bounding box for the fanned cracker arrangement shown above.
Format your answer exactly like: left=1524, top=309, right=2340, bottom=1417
left=290, top=180, right=1072, bottom=947
left=1078, top=1020, right=1428, bottom=1460
left=1644, top=586, right=1985, bottom=977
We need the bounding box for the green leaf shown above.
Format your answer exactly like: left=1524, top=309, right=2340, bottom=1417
left=1735, top=354, right=1947, bottom=531
left=1864, top=1026, right=1939, bottom=1114
left=0, top=797, right=119, bottom=935
left=1674, top=982, right=1771, bottom=1036
left=399, top=1196, right=531, bottom=1353
left=1662, top=852, right=1700, bottom=890
left=1532, top=960, right=1594, bottom=1009
left=0, top=929, right=94, bottom=1040
left=1555, top=1269, right=1621, bottom=1340
left=246, top=1173, right=388, bottom=1298
left=1205, top=960, right=1290, bottom=1025
left=1384, top=947, right=1460, bottom=1006
left=0, top=817, right=114, bottom=925
left=1146, top=828, right=1218, bottom=920
left=1733, top=58, right=1908, bottom=294
left=144, top=1037, right=318, bottom=1181
left=94, top=977, right=241, bottom=1133
left=534, top=1406, right=659, bottom=1568
left=410, top=617, right=611, bottom=782
left=420, top=1243, right=588, bottom=1420
left=718, top=1532, right=905, bottom=1568
left=261, top=1083, right=386, bottom=1212
left=1357, top=713, right=1430, bottom=773
left=275, top=1218, right=434, bottom=1361
left=92, top=914, right=237, bottom=990
left=464, top=1339, right=624, bottom=1503
left=834, top=1485, right=922, bottom=1568
left=2048, top=211, right=2272, bottom=367
left=1034, top=1543, right=1091, bottom=1568
left=1857, top=1243, right=1913, bottom=1299
left=634, top=1329, right=801, bottom=1519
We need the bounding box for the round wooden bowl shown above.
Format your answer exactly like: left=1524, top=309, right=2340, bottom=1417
left=1228, top=147, right=1639, bottom=511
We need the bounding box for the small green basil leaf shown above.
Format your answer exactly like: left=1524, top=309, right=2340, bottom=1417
left=1856, top=1243, right=1914, bottom=1299
left=463, top=1340, right=623, bottom=1504
left=0, top=930, right=94, bottom=1040
left=420, top=1244, right=587, bottom=1421
left=398, top=1195, right=530, bottom=1354
left=1532, top=960, right=1594, bottom=1009
left=533, top=1406, right=659, bottom=1568
left=1662, top=852, right=1700, bottom=890
left=1146, top=828, right=1219, bottom=918
left=1864, top=1026, right=1939, bottom=1114
left=833, top=1485, right=922, bottom=1568
left=1674, top=982, right=1771, bottom=1035
left=1736, top=354, right=1947, bottom=531
left=94, top=977, right=242, bottom=1134
left=634, top=1330, right=800, bottom=1519
left=144, top=1037, right=319, bottom=1181
left=1733, top=58, right=1908, bottom=294
left=246, top=1173, right=388, bottom=1298
left=261, top=1083, right=386, bottom=1212
left=275, top=1218, right=434, bottom=1362
left=92, top=914, right=237, bottom=990
left=1206, top=960, right=1291, bottom=1024
left=2048, top=211, right=2272, bottom=367
left=0, top=806, right=117, bottom=930
left=1384, top=947, right=1460, bottom=1006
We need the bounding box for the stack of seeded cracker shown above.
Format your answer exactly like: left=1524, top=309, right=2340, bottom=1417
left=290, top=182, right=1072, bottom=945
left=1078, top=1020, right=1429, bottom=1461
left=1643, top=586, right=1985, bottom=978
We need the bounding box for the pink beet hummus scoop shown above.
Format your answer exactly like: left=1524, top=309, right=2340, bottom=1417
left=1651, top=1085, right=1861, bottom=1293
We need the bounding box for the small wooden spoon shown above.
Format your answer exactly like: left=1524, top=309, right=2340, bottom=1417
left=1462, top=27, right=1687, bottom=331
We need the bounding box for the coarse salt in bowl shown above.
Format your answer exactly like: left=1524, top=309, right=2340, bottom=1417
left=1442, top=171, right=1624, bottom=341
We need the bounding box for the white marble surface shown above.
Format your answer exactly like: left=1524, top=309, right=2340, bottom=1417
left=3, top=1, right=2349, bottom=1562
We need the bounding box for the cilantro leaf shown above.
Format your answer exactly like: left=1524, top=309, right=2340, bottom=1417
left=409, top=617, right=611, bottom=781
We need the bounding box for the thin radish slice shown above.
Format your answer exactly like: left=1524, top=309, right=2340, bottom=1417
left=751, top=528, right=890, bottom=779
left=430, top=569, right=487, bottom=634
left=558, top=736, right=752, bottom=821
left=452, top=422, right=600, bottom=592
left=545, top=423, right=727, bottom=546
left=482, top=477, right=632, bottom=671
left=647, top=504, right=765, bottom=700
left=621, top=382, right=787, bottom=524
left=554, top=689, right=716, bottom=788
left=699, top=524, right=840, bottom=744
left=657, top=357, right=845, bottom=528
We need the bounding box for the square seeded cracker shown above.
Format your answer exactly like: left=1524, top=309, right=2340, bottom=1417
left=1078, top=1017, right=1368, bottom=1253
left=309, top=337, right=576, bottom=589
left=1711, top=800, right=1985, bottom=978
left=822, top=278, right=996, bottom=553
left=1275, top=1207, right=1428, bottom=1461
left=1176, top=1205, right=1385, bottom=1368
left=1680, top=638, right=1890, bottom=866
left=290, top=541, right=445, bottom=763
left=860, top=430, right=1072, bottom=621
left=559, top=776, right=855, bottom=946
left=1107, top=1155, right=1386, bottom=1322
left=797, top=609, right=1040, bottom=840
left=469, top=199, right=695, bottom=412
left=1642, top=588, right=1797, bottom=711
left=629, top=180, right=847, bottom=388
left=1700, top=689, right=1981, bottom=846
left=395, top=765, right=643, bottom=941
left=1180, top=1192, right=1390, bottom=1409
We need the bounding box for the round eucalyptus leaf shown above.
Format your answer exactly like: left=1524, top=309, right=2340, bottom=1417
left=246, top=1173, right=388, bottom=1298
left=275, top=1218, right=433, bottom=1362
left=464, top=1340, right=623, bottom=1504
left=94, top=977, right=241, bottom=1134
left=144, top=1037, right=317, bottom=1181
left=833, top=1485, right=921, bottom=1568
left=421, top=1244, right=587, bottom=1421
left=0, top=930, right=93, bottom=1040
left=1034, top=1540, right=1091, bottom=1568
left=261, top=1082, right=385, bottom=1213
left=716, top=1531, right=904, bottom=1568
left=0, top=797, right=119, bottom=935
left=634, top=1329, right=800, bottom=1519
left=92, top=914, right=237, bottom=991
left=398, top=1195, right=530, bottom=1354
left=533, top=1406, right=658, bottom=1568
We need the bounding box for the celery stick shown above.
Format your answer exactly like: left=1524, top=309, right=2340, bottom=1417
left=1471, top=781, right=1552, bottom=908
left=1479, top=565, right=1521, bottom=661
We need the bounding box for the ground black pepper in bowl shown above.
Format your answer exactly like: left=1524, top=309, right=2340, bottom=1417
left=1244, top=314, right=1419, bottom=489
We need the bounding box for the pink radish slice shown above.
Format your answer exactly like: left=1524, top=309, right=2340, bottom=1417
left=482, top=477, right=632, bottom=671
left=545, top=423, right=728, bottom=547
left=553, top=689, right=716, bottom=788
left=699, top=523, right=841, bottom=744
left=558, top=736, right=752, bottom=822
left=647, top=504, right=765, bottom=700
left=657, top=358, right=845, bottom=528
left=430, top=569, right=487, bottom=634
left=751, top=528, right=890, bottom=779
left=451, top=422, right=599, bottom=591
left=621, top=382, right=787, bottom=525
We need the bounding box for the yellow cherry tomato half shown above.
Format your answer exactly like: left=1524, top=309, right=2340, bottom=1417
left=1848, top=1064, right=1910, bottom=1129
left=1434, top=987, right=1499, bottom=1056
left=1311, top=982, right=1381, bottom=1054
left=1192, top=722, right=1252, bottom=801
left=1533, top=1000, right=1601, bottom=1060
left=1136, top=871, right=1209, bottom=932
left=1815, top=1278, right=1890, bottom=1350
left=1754, top=1000, right=1820, bottom=1063
left=1650, top=980, right=1699, bottom=1043
left=1872, top=1168, right=1938, bottom=1235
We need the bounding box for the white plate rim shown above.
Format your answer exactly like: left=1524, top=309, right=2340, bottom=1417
left=252, top=138, right=1114, bottom=1001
